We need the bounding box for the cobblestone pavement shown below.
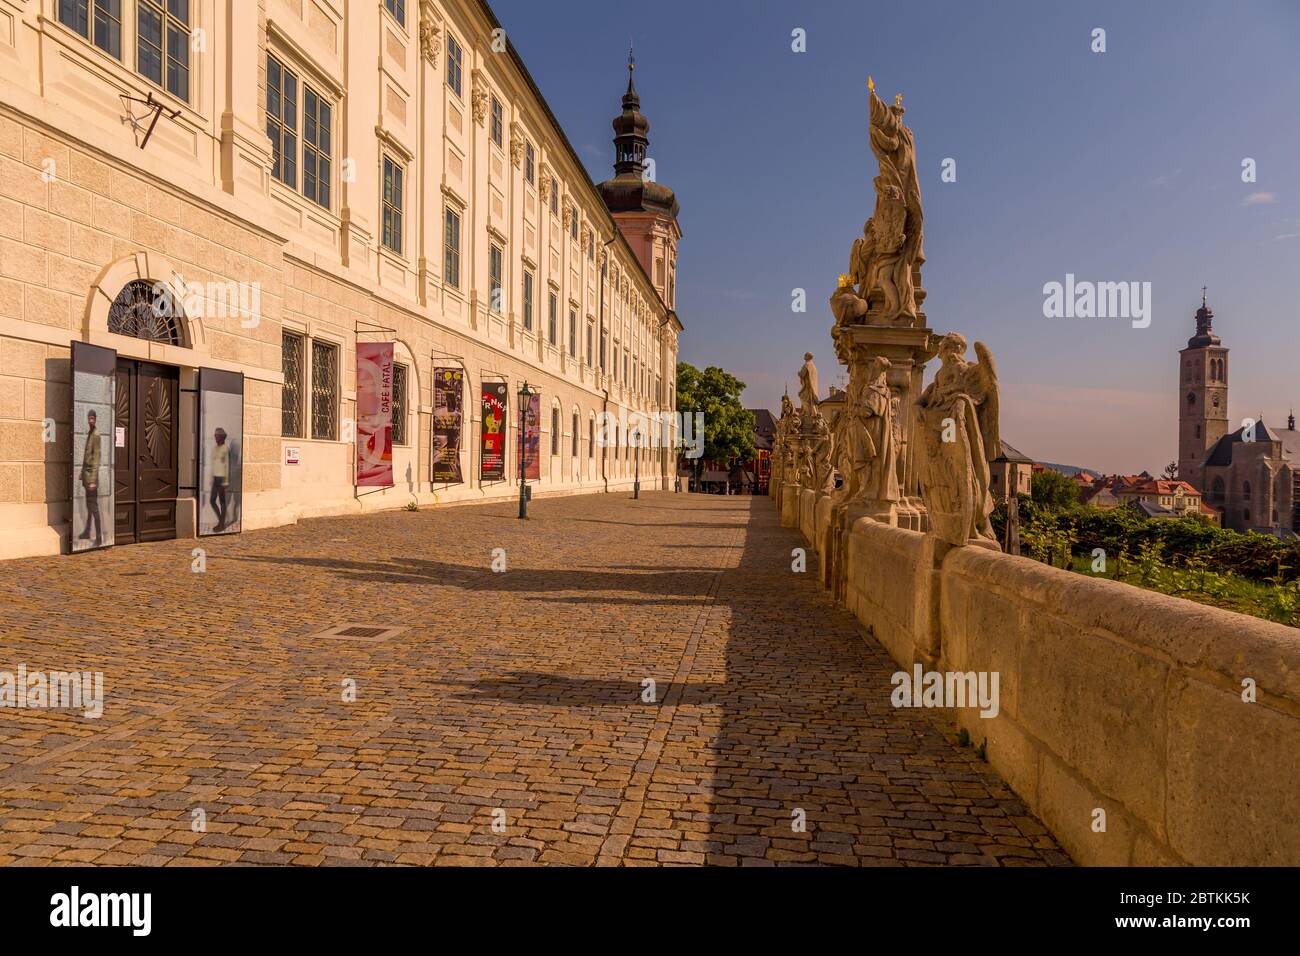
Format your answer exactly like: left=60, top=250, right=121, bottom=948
left=0, top=492, right=1070, bottom=866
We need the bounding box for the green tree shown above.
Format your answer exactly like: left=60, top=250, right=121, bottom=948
left=675, top=362, right=755, bottom=482
left=1031, top=469, right=1079, bottom=510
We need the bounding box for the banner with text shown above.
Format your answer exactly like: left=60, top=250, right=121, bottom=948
left=524, top=392, right=541, bottom=481
left=356, top=343, right=394, bottom=487
left=480, top=382, right=507, bottom=482
left=432, top=367, right=464, bottom=484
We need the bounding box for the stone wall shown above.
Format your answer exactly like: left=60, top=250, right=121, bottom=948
left=796, top=489, right=1300, bottom=866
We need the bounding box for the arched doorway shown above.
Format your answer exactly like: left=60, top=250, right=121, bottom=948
left=107, top=280, right=182, bottom=543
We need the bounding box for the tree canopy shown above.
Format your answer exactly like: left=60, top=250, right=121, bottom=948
left=1031, top=468, right=1079, bottom=510
left=676, top=362, right=755, bottom=477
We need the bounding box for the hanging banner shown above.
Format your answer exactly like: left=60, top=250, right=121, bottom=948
left=480, top=382, right=507, bottom=481
left=523, top=392, right=541, bottom=480
left=356, top=342, right=394, bottom=487
left=431, top=367, right=464, bottom=484
left=70, top=342, right=117, bottom=553
left=198, top=368, right=244, bottom=536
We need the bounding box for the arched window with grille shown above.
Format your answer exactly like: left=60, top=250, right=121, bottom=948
left=550, top=406, right=559, bottom=456
left=107, top=280, right=182, bottom=345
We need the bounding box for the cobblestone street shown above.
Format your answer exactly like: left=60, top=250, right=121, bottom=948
left=0, top=492, right=1069, bottom=866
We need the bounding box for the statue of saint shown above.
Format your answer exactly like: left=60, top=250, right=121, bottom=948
left=916, top=333, right=1000, bottom=548
left=798, top=353, right=819, bottom=416
left=833, top=356, right=899, bottom=505
left=867, top=83, right=924, bottom=324
left=809, top=406, right=836, bottom=494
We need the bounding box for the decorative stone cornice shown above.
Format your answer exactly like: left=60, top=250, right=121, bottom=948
left=418, top=1, right=441, bottom=67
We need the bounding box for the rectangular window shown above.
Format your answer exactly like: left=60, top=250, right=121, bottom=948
left=570, top=211, right=578, bottom=241
left=547, top=293, right=557, bottom=345
left=613, top=340, right=619, bottom=382
left=572, top=413, right=579, bottom=457
left=60, top=1, right=123, bottom=57
left=549, top=178, right=558, bottom=215
left=490, top=96, right=504, bottom=148
left=281, top=330, right=304, bottom=437
left=489, top=244, right=503, bottom=313
left=138, top=0, right=189, bottom=101
left=525, top=142, right=535, bottom=184
left=568, top=310, right=576, bottom=357
left=267, top=56, right=298, bottom=189
left=446, top=34, right=463, bottom=97
left=443, top=206, right=461, bottom=288
left=391, top=362, right=408, bottom=445
left=383, top=0, right=405, bottom=26
left=586, top=323, right=594, bottom=367
left=551, top=407, right=559, bottom=456
left=302, top=87, right=331, bottom=209
left=522, top=271, right=534, bottom=331
left=382, top=155, right=404, bottom=255
left=588, top=418, right=594, bottom=458
left=310, top=339, right=338, bottom=440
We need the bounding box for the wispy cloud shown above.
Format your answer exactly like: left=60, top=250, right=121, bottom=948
left=1152, top=168, right=1182, bottom=187
left=1242, top=191, right=1278, bottom=205
left=1274, top=233, right=1300, bottom=241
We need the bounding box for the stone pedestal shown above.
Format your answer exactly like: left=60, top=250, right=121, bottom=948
left=832, top=322, right=936, bottom=531
left=780, top=481, right=801, bottom=528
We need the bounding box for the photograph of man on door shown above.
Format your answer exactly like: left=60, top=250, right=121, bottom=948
left=70, top=342, right=116, bottom=553
left=198, top=368, right=244, bottom=536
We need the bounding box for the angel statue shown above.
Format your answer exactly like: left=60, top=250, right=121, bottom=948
left=833, top=355, right=899, bottom=506
left=915, top=333, right=1000, bottom=548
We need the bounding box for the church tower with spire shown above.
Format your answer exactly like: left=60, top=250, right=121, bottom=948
left=1178, top=289, right=1230, bottom=490
left=597, top=52, right=682, bottom=312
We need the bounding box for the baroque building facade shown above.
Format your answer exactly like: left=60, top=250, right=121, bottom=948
left=0, top=0, right=682, bottom=559
left=1177, top=293, right=1295, bottom=535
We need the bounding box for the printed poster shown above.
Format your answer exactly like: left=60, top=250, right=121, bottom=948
left=198, top=368, right=244, bottom=536
left=356, top=342, right=394, bottom=487
left=480, top=382, right=507, bottom=481
left=524, top=392, right=541, bottom=481
left=70, top=342, right=116, bottom=552
left=432, top=367, right=464, bottom=484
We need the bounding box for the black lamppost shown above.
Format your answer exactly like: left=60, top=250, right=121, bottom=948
left=633, top=423, right=641, bottom=499
left=518, top=381, right=535, bottom=519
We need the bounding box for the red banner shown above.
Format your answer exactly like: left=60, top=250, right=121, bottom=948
left=481, top=382, right=507, bottom=481
left=356, top=343, right=394, bottom=487
left=524, top=392, right=541, bottom=481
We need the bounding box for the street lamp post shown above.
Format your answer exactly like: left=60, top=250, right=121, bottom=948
left=518, top=381, right=534, bottom=519
left=633, top=426, right=640, bottom=499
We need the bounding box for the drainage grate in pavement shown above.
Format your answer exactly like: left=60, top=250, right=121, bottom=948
left=305, top=624, right=409, bottom=644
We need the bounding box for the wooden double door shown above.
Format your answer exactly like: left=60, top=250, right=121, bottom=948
left=114, top=360, right=179, bottom=544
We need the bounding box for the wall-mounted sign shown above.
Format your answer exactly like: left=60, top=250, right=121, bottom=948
left=480, top=382, right=507, bottom=482
left=285, top=447, right=300, bottom=465
left=432, top=368, right=464, bottom=484
left=356, top=342, right=394, bottom=488
left=114, top=426, right=126, bottom=448
left=523, top=391, right=540, bottom=481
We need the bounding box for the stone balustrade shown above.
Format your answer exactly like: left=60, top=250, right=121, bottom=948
left=785, top=482, right=1300, bottom=866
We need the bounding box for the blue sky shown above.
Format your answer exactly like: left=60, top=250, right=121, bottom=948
left=490, top=0, right=1300, bottom=474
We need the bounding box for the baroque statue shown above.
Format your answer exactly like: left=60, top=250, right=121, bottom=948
left=916, top=333, right=1000, bottom=548
left=798, top=352, right=819, bottom=416
left=830, top=76, right=926, bottom=330
left=833, top=355, right=899, bottom=506
left=809, top=405, right=836, bottom=494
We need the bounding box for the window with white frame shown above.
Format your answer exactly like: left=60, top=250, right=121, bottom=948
left=381, top=155, right=404, bottom=254
left=490, top=96, right=504, bottom=148
left=525, top=142, right=535, bottom=184
left=383, top=0, right=405, bottom=26
left=446, top=34, right=463, bottom=97
left=522, top=270, right=534, bottom=331
left=489, top=243, right=503, bottom=312
left=57, top=0, right=122, bottom=58
left=267, top=55, right=333, bottom=209
left=547, top=292, right=557, bottom=345
left=137, top=0, right=189, bottom=101
left=444, top=206, right=461, bottom=288
left=391, top=362, right=408, bottom=445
